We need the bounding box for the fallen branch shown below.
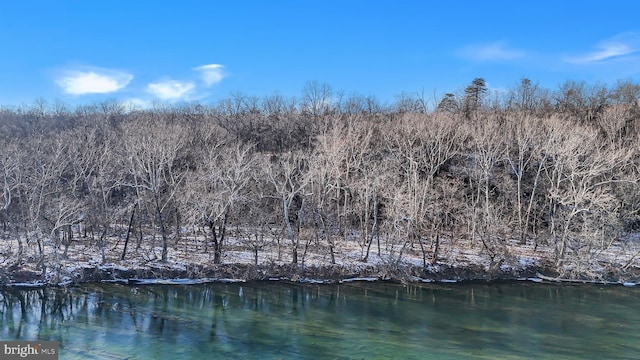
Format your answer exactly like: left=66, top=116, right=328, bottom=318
left=535, top=272, right=634, bottom=286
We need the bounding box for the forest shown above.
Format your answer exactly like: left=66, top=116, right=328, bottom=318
left=1, top=77, right=640, bottom=284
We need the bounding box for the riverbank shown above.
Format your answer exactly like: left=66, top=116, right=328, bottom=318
left=1, top=261, right=553, bottom=288
left=4, top=261, right=640, bottom=288
left=2, top=229, right=640, bottom=287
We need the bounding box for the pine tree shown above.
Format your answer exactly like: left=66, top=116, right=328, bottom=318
left=464, top=77, right=487, bottom=119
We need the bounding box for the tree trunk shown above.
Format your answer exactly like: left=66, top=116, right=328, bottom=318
left=63, top=224, right=72, bottom=259
left=121, top=203, right=137, bottom=260
left=99, top=227, right=108, bottom=264
left=210, top=213, right=227, bottom=265
left=417, top=232, right=427, bottom=268
left=154, top=194, right=169, bottom=262
left=431, top=231, right=440, bottom=265
left=362, top=200, right=378, bottom=262
left=320, top=215, right=335, bottom=264
left=253, top=235, right=259, bottom=266
left=283, top=197, right=298, bottom=264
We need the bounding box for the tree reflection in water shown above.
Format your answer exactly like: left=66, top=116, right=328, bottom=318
left=0, top=282, right=639, bottom=359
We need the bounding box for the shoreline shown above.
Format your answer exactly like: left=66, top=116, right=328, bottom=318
left=3, top=226, right=640, bottom=289
left=2, top=260, right=638, bottom=288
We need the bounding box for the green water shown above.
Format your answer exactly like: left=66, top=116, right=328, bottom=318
left=1, top=281, right=639, bottom=359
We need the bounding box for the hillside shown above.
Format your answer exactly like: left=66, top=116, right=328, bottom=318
left=1, top=78, right=640, bottom=285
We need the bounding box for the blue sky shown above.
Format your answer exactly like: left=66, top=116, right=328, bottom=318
left=1, top=1, right=639, bottom=108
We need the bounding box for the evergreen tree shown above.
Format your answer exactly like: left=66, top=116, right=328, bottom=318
left=464, top=77, right=487, bottom=119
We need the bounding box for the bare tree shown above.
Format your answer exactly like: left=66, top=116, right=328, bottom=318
left=541, top=118, right=633, bottom=268
left=384, top=113, right=463, bottom=265
left=301, top=80, right=333, bottom=118
left=554, top=80, right=610, bottom=124
left=507, top=78, right=541, bottom=114
left=0, top=139, right=21, bottom=253
left=265, top=151, right=310, bottom=264
left=182, top=142, right=255, bottom=264
left=122, top=117, right=187, bottom=262
left=503, top=114, right=543, bottom=242
left=67, top=125, right=127, bottom=263
left=464, top=116, right=508, bottom=263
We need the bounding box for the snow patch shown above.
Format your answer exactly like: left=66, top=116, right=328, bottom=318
left=340, top=277, right=379, bottom=283
left=127, top=278, right=246, bottom=285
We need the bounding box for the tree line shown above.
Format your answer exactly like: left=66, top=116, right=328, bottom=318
left=1, top=78, right=639, bottom=277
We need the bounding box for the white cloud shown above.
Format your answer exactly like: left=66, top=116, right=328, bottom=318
left=457, top=42, right=526, bottom=61
left=193, top=64, right=225, bottom=87
left=147, top=80, right=195, bottom=100
left=56, top=68, right=133, bottom=95
left=564, top=36, right=639, bottom=64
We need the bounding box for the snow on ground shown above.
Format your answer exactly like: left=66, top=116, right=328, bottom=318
left=2, top=229, right=640, bottom=284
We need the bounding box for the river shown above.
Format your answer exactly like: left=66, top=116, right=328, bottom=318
left=1, top=281, right=638, bottom=359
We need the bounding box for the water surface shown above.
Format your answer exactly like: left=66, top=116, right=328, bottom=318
left=1, top=281, right=638, bottom=359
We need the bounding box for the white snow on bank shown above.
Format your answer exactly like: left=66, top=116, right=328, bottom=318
left=2, top=229, right=640, bottom=285
left=5, top=282, right=46, bottom=288
left=123, top=278, right=246, bottom=285
left=340, top=277, right=379, bottom=283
